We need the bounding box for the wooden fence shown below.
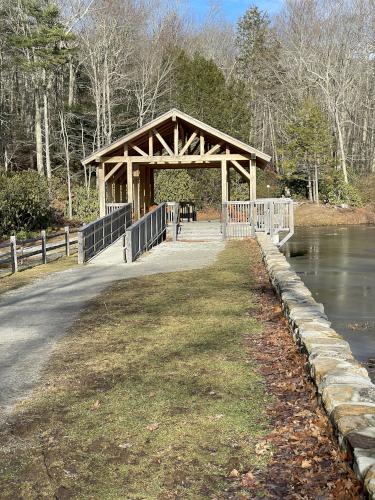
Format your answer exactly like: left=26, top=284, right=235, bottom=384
left=223, top=198, right=294, bottom=246
left=124, top=203, right=167, bottom=263
left=78, top=203, right=132, bottom=263
left=0, top=227, right=77, bottom=275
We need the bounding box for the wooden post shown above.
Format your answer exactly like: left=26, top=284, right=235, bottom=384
left=126, top=159, right=133, bottom=206
left=133, top=166, right=140, bottom=219
left=250, top=157, right=256, bottom=200
left=78, top=230, right=84, bottom=264
left=41, top=230, right=47, bottom=264
left=222, top=203, right=227, bottom=240
left=221, top=159, right=228, bottom=203
left=150, top=168, right=155, bottom=203
left=65, top=226, right=70, bottom=256
left=98, top=163, right=106, bottom=217
left=174, top=121, right=179, bottom=155
left=10, top=235, right=18, bottom=273
left=139, top=165, right=145, bottom=215
left=227, top=164, right=231, bottom=202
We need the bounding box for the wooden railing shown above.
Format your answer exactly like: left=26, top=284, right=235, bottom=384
left=124, top=203, right=167, bottom=263
left=78, top=203, right=132, bottom=263
left=222, top=199, right=294, bottom=246
left=106, top=203, right=127, bottom=215
left=0, top=227, right=77, bottom=275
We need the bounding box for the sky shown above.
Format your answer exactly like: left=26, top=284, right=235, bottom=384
left=188, top=0, right=284, bottom=23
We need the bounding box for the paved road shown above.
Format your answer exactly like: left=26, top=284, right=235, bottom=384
left=0, top=238, right=224, bottom=417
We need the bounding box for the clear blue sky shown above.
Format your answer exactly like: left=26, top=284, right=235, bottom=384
left=189, top=0, right=283, bottom=23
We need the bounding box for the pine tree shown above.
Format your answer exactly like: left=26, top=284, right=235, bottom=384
left=7, top=0, right=74, bottom=177
left=281, top=97, right=332, bottom=202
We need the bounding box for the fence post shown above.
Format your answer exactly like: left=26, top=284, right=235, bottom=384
left=41, top=230, right=47, bottom=264
left=222, top=203, right=227, bottom=240
left=64, top=226, right=70, bottom=256
left=10, top=235, right=18, bottom=273
left=125, top=230, right=133, bottom=263
left=251, top=202, right=256, bottom=236
left=269, top=201, right=274, bottom=238
left=78, top=230, right=84, bottom=264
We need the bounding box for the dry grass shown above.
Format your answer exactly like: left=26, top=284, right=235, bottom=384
left=0, top=242, right=271, bottom=499
left=295, top=202, right=375, bottom=227
left=0, top=255, right=78, bottom=296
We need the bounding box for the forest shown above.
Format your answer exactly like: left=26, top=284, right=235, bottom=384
left=1, top=0, right=375, bottom=234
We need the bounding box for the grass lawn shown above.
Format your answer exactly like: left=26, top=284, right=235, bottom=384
left=0, top=241, right=271, bottom=499
left=0, top=255, right=78, bottom=296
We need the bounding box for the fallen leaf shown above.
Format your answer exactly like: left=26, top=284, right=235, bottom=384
left=229, top=469, right=240, bottom=478
left=242, top=471, right=255, bottom=486
left=147, top=423, right=160, bottom=431
left=301, top=460, right=312, bottom=469
left=90, top=400, right=100, bottom=411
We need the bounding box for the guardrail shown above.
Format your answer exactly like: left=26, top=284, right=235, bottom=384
left=0, top=227, right=78, bottom=275
left=222, top=198, right=294, bottom=246
left=106, top=203, right=127, bottom=215
left=78, top=203, right=132, bottom=263
left=166, top=202, right=180, bottom=241
left=124, top=203, right=167, bottom=263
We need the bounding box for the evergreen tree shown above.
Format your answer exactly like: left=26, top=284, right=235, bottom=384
left=281, top=97, right=332, bottom=201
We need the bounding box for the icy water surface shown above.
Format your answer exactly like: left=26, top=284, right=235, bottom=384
left=283, top=225, right=375, bottom=363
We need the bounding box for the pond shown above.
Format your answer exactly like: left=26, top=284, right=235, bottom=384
left=283, top=225, right=375, bottom=364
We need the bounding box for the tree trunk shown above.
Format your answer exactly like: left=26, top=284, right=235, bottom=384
left=335, top=110, right=348, bottom=183
left=308, top=170, right=313, bottom=201
left=35, top=93, right=44, bottom=175
left=68, top=57, right=75, bottom=108
left=43, top=87, right=51, bottom=180
left=314, top=162, right=319, bottom=205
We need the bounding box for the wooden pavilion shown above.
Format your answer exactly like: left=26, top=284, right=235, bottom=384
left=82, top=109, right=271, bottom=217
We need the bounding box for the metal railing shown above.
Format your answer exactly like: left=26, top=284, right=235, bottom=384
left=124, top=203, right=167, bottom=263
left=78, top=203, right=132, bottom=263
left=166, top=202, right=180, bottom=241
left=222, top=198, right=294, bottom=246
left=106, top=203, right=127, bottom=215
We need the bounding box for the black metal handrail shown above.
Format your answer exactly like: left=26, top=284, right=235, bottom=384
left=124, top=203, right=167, bottom=263
left=78, top=203, right=132, bottom=263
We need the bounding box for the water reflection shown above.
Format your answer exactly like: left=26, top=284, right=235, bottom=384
left=283, top=225, right=375, bottom=363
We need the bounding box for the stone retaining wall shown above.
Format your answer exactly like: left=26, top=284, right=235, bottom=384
left=257, top=233, right=375, bottom=498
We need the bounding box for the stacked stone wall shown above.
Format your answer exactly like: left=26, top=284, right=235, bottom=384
left=257, top=234, right=375, bottom=498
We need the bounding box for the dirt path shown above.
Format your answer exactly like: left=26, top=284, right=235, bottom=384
left=0, top=240, right=223, bottom=418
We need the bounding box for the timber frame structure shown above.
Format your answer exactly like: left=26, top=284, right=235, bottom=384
left=82, top=109, right=271, bottom=217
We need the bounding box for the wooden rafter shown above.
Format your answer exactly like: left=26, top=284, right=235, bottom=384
left=104, top=161, right=123, bottom=182
left=98, top=153, right=252, bottom=163
left=200, top=133, right=205, bottom=155
left=230, top=159, right=251, bottom=182
left=206, top=142, right=224, bottom=155
left=130, top=142, right=147, bottom=157
left=82, top=108, right=271, bottom=166
left=153, top=128, right=173, bottom=156
left=180, top=130, right=198, bottom=156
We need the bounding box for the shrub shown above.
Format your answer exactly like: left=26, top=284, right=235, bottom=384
left=154, top=170, right=195, bottom=203
left=320, top=172, right=362, bottom=206
left=0, top=170, right=54, bottom=235
left=71, top=185, right=99, bottom=222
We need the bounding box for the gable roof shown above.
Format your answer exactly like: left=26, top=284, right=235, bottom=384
left=82, top=108, right=271, bottom=166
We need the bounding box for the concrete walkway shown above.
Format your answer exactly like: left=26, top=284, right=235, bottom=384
left=0, top=239, right=224, bottom=418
